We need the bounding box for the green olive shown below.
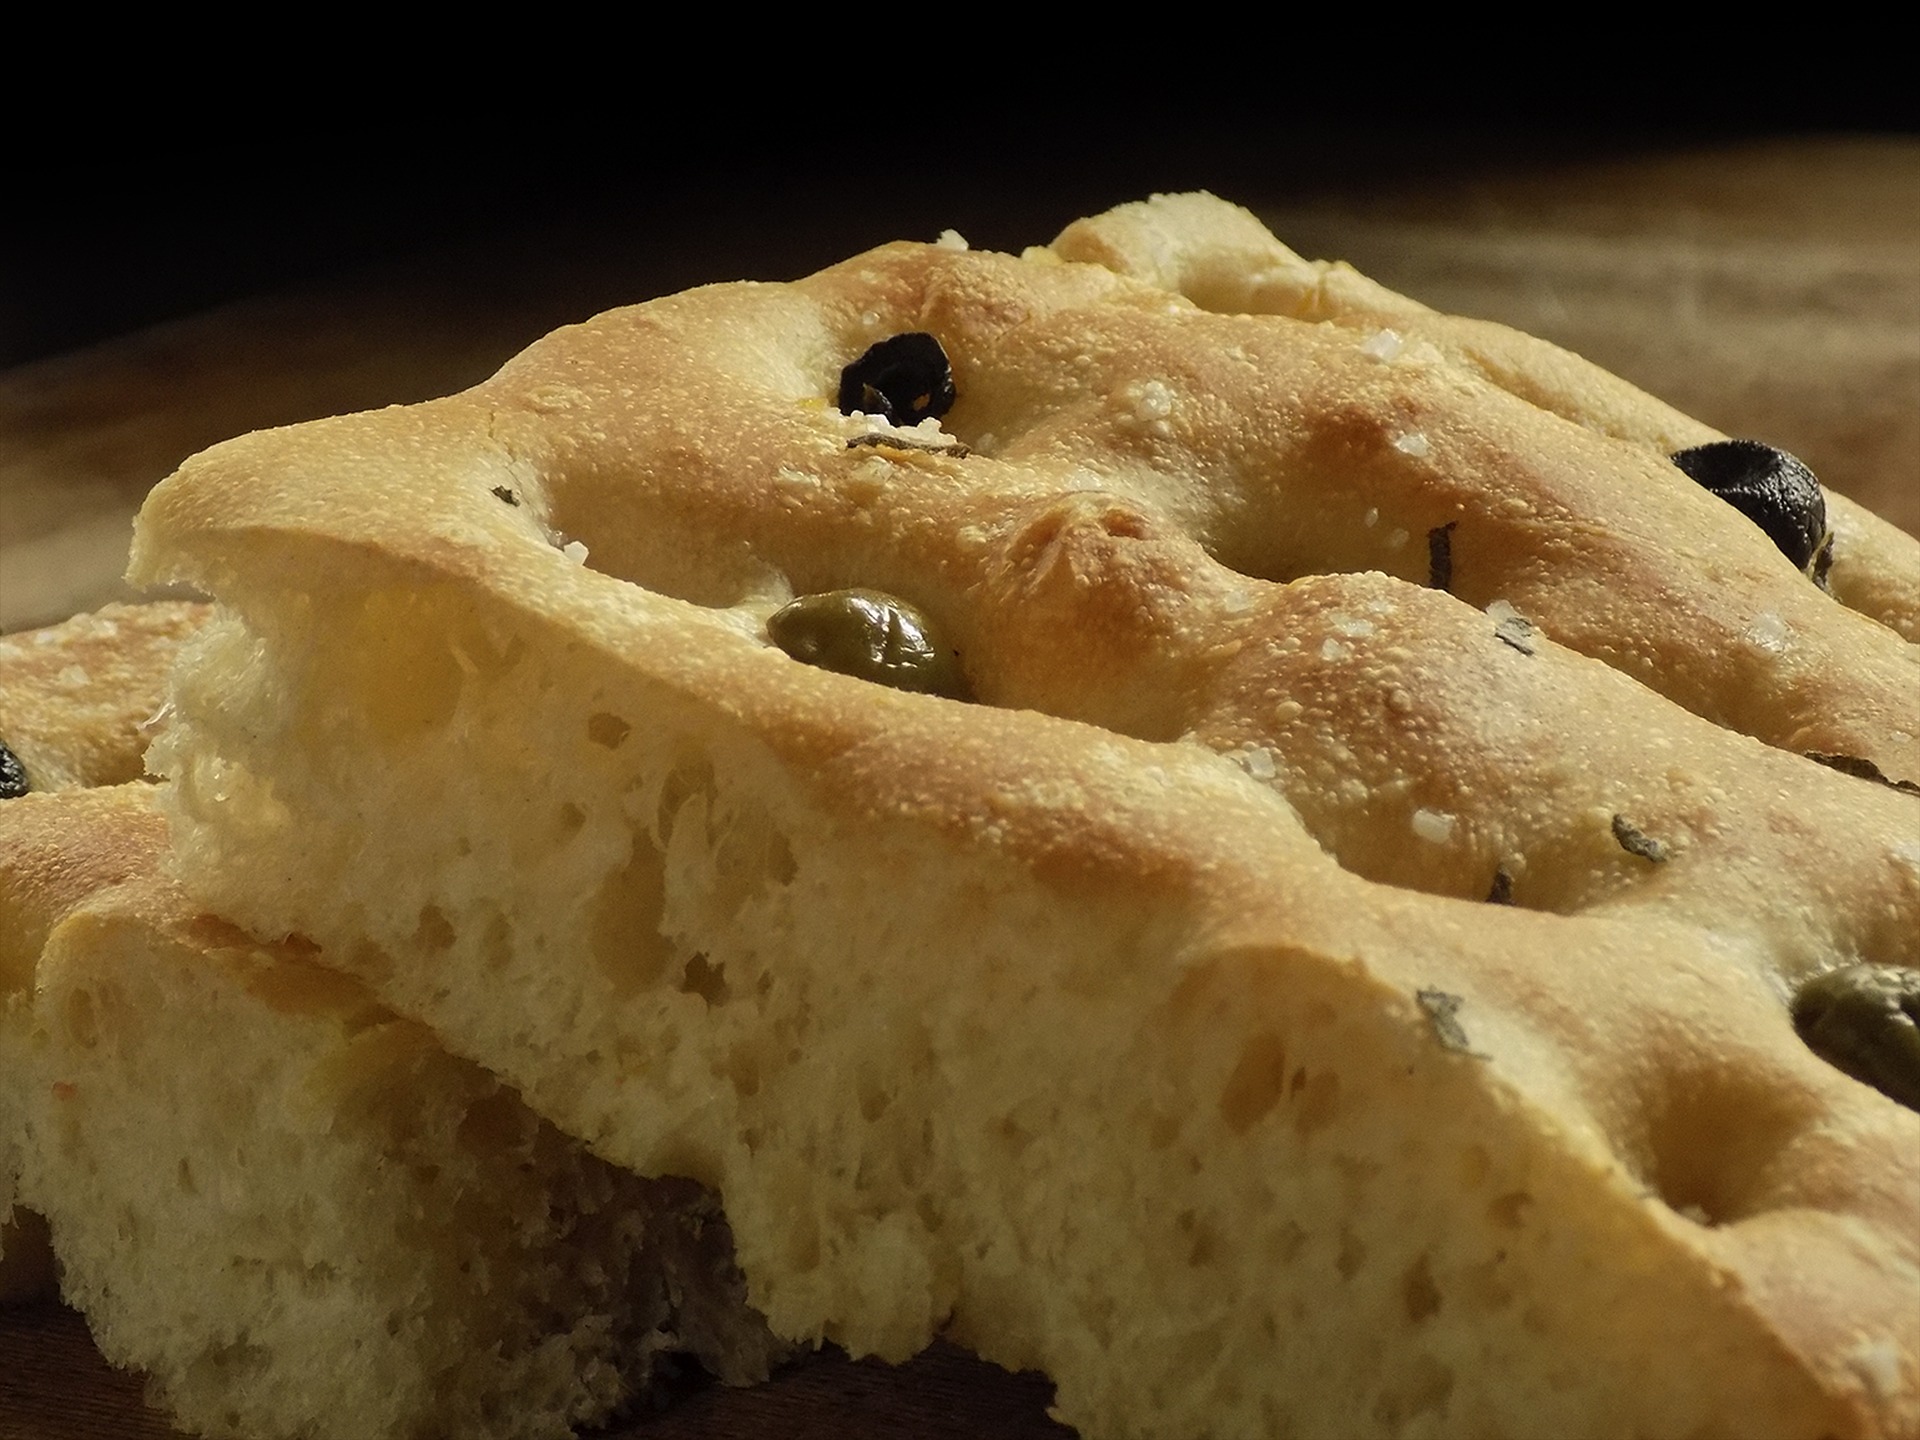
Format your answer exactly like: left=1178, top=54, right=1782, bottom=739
left=767, top=589, right=969, bottom=700
left=1790, top=963, right=1920, bottom=1113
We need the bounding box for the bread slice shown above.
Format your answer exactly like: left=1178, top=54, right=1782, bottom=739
left=0, top=613, right=782, bottom=1438
left=1, top=600, right=206, bottom=1300
left=129, top=194, right=1920, bottom=1438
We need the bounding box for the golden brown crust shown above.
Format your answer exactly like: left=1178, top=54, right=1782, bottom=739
left=0, top=787, right=168, bottom=996
left=129, top=194, right=1920, bottom=1438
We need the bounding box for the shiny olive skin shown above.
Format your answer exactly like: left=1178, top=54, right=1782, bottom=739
left=836, top=333, right=957, bottom=427
left=1791, top=963, right=1920, bottom=1112
left=767, top=589, right=970, bottom=700
left=1670, top=440, right=1832, bottom=588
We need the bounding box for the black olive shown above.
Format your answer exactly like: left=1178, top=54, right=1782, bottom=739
left=1803, top=751, right=1920, bottom=797
left=837, top=333, right=957, bottom=427
left=767, top=589, right=970, bottom=700
left=0, top=741, right=27, bottom=799
left=1669, top=440, right=1831, bottom=587
left=1791, top=963, right=1920, bottom=1113
left=1426, top=522, right=1456, bottom=592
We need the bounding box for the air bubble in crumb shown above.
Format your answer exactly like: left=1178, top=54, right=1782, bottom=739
left=562, top=540, right=590, bottom=565
left=1412, top=809, right=1455, bottom=844
left=1391, top=432, right=1431, bottom=458
left=1361, top=328, right=1404, bottom=361
left=1745, top=612, right=1790, bottom=654
left=935, top=229, right=969, bottom=250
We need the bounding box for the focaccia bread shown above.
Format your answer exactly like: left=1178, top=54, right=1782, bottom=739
left=130, top=194, right=1920, bottom=1438
left=0, top=610, right=782, bottom=1439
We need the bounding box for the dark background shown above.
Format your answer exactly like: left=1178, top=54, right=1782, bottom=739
left=10, top=110, right=1912, bottom=372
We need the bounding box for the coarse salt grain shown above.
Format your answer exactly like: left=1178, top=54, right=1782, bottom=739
left=1320, top=638, right=1349, bottom=662
left=1391, top=432, right=1431, bottom=458
left=1746, top=612, right=1791, bottom=654
left=1241, top=746, right=1277, bottom=781
left=1133, top=380, right=1175, bottom=421
left=935, top=229, right=969, bottom=250
left=1412, top=809, right=1455, bottom=844
left=1845, top=1339, right=1904, bottom=1402
left=562, top=540, right=590, bottom=565
left=1361, top=328, right=1404, bottom=361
